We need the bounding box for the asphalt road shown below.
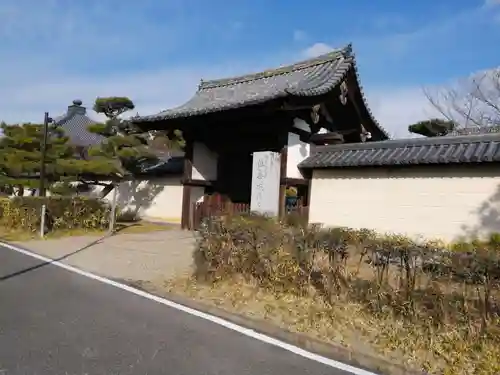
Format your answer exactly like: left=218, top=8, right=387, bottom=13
left=0, top=245, right=353, bottom=375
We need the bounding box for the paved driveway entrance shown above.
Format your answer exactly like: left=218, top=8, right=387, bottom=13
left=11, top=230, right=196, bottom=282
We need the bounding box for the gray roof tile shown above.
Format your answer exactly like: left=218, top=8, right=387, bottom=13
left=55, top=101, right=105, bottom=147
left=299, top=133, right=500, bottom=169
left=137, top=156, right=184, bottom=176
left=57, top=113, right=106, bottom=147
left=132, top=44, right=388, bottom=138
left=450, top=126, right=500, bottom=136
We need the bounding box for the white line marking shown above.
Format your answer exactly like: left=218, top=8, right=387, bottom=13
left=0, top=241, right=380, bottom=375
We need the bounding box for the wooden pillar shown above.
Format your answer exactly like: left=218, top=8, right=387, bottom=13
left=278, top=146, right=288, bottom=219
left=181, top=140, right=194, bottom=230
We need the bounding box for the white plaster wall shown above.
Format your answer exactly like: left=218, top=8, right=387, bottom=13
left=286, top=132, right=310, bottom=179
left=309, top=166, right=500, bottom=242
left=292, top=118, right=311, bottom=132
left=94, top=177, right=184, bottom=223
left=291, top=117, right=327, bottom=134
left=192, top=142, right=218, bottom=181
left=287, top=118, right=327, bottom=179
left=6, top=178, right=185, bottom=224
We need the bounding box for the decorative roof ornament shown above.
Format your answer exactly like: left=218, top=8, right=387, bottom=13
left=311, top=104, right=321, bottom=124
left=344, top=43, right=353, bottom=56
left=339, top=81, right=348, bottom=105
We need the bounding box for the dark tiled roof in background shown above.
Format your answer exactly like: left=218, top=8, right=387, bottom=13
left=450, top=126, right=500, bottom=136
left=136, top=156, right=184, bottom=176
left=132, top=44, right=388, bottom=137
left=55, top=100, right=105, bottom=147
left=55, top=100, right=183, bottom=176
left=299, top=133, right=500, bottom=169
left=136, top=149, right=185, bottom=176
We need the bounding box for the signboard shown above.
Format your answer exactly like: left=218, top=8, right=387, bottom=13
left=250, top=151, right=281, bottom=216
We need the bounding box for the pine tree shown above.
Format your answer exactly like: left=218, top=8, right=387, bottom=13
left=408, top=119, right=456, bottom=137
left=0, top=122, right=118, bottom=196
left=87, top=97, right=185, bottom=174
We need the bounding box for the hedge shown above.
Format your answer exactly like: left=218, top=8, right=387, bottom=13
left=193, top=213, right=500, bottom=374
left=0, top=196, right=111, bottom=232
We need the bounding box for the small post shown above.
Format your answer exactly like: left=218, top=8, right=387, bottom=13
left=40, top=204, right=46, bottom=238
left=108, top=185, right=118, bottom=235
left=39, top=112, right=51, bottom=197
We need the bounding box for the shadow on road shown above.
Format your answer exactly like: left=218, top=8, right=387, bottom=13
left=0, top=236, right=107, bottom=282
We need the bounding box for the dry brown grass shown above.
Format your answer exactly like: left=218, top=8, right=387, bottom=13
left=161, top=274, right=500, bottom=375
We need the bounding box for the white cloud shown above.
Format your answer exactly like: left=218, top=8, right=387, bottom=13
left=0, top=63, right=437, bottom=139
left=293, top=30, right=307, bottom=42
left=366, top=87, right=440, bottom=138
left=0, top=0, right=491, bottom=142
left=0, top=69, right=202, bottom=124
left=302, top=43, right=334, bottom=58
left=485, top=0, right=500, bottom=6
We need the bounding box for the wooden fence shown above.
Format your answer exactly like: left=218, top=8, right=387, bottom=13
left=190, top=194, right=308, bottom=230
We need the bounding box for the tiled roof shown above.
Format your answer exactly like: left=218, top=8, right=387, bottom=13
left=450, top=126, right=500, bottom=136
left=55, top=100, right=105, bottom=147
left=132, top=44, right=388, bottom=137
left=299, top=133, right=500, bottom=169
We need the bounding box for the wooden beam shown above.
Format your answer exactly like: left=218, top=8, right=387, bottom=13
left=278, top=145, right=288, bottom=219
left=182, top=179, right=214, bottom=187
left=281, top=177, right=309, bottom=186
left=181, top=140, right=194, bottom=230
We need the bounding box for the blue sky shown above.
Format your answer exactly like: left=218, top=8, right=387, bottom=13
left=0, top=0, right=499, bottom=137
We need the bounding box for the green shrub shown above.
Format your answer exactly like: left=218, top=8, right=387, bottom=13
left=0, top=196, right=111, bottom=232
left=116, top=209, right=140, bottom=223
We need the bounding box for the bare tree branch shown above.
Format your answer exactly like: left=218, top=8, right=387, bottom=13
left=423, top=68, right=500, bottom=132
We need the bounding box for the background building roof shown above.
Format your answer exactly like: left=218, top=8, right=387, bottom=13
left=299, top=133, right=500, bottom=169
left=54, top=99, right=106, bottom=147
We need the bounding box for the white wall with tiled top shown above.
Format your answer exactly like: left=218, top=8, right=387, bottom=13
left=309, top=165, right=500, bottom=242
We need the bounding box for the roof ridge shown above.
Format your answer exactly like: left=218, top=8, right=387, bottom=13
left=315, top=132, right=500, bottom=153
left=199, top=44, right=352, bottom=90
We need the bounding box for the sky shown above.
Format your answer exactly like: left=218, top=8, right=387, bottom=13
left=0, top=0, right=499, bottom=138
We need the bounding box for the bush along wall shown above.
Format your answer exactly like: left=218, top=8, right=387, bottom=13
left=0, top=196, right=111, bottom=232
left=194, top=213, right=500, bottom=374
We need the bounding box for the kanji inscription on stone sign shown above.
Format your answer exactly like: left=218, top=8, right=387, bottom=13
left=250, top=151, right=281, bottom=216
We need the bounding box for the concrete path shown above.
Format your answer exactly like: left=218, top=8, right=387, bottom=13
left=12, top=230, right=196, bottom=282
left=0, top=245, right=349, bottom=375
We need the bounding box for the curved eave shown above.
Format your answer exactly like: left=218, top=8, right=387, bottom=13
left=285, top=57, right=352, bottom=97
left=132, top=62, right=352, bottom=124
left=131, top=93, right=285, bottom=124
left=132, top=48, right=389, bottom=142
left=349, top=57, right=390, bottom=140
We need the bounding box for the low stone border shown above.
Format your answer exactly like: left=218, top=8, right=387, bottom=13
left=125, top=279, right=426, bottom=375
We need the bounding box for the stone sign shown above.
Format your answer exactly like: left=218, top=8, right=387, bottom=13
left=250, top=151, right=281, bottom=216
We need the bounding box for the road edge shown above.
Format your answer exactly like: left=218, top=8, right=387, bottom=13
left=1, top=240, right=424, bottom=375
left=123, top=279, right=425, bottom=375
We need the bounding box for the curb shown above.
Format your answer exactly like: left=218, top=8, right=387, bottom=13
left=0, top=238, right=425, bottom=375
left=126, top=280, right=425, bottom=375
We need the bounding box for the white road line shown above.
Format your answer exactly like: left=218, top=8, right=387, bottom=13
left=0, top=241, right=380, bottom=375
